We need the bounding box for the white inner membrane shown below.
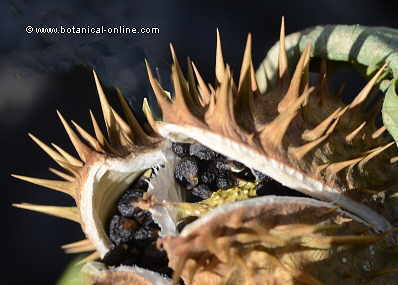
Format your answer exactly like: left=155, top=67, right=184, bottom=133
left=157, top=123, right=392, bottom=233
left=81, top=148, right=168, bottom=257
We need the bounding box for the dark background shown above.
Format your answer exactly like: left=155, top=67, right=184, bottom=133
left=2, top=1, right=398, bottom=284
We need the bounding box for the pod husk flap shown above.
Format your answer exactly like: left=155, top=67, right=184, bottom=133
left=160, top=197, right=398, bottom=285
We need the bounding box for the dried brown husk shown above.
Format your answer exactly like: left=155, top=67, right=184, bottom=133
left=146, top=23, right=398, bottom=232
left=160, top=197, right=398, bottom=285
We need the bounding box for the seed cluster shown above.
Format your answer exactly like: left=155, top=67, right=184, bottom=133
left=106, top=177, right=171, bottom=276
left=173, top=142, right=258, bottom=202
left=106, top=142, right=292, bottom=276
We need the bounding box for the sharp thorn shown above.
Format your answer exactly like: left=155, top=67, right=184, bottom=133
left=11, top=174, right=75, bottom=197
left=13, top=203, right=80, bottom=223
left=57, top=111, right=92, bottom=162
left=215, top=28, right=225, bottom=83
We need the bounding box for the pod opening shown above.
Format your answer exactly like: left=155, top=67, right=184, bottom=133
left=100, top=140, right=310, bottom=277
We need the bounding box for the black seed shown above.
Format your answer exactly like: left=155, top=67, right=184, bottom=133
left=140, top=242, right=172, bottom=275
left=141, top=242, right=168, bottom=265
left=234, top=167, right=256, bottom=182
left=133, top=208, right=153, bottom=225
left=177, top=216, right=198, bottom=232
left=189, top=143, right=218, bottom=160
left=109, top=215, right=139, bottom=245
left=140, top=243, right=172, bottom=275
left=142, top=216, right=158, bottom=228
left=255, top=181, right=268, bottom=196
left=132, top=225, right=159, bottom=247
left=213, top=160, right=230, bottom=171
left=102, top=244, right=133, bottom=266
left=192, top=184, right=212, bottom=199
left=117, top=188, right=144, bottom=218
left=251, top=169, right=269, bottom=182
left=171, top=142, right=190, bottom=157
left=200, top=169, right=216, bottom=185
left=174, top=157, right=200, bottom=186
left=216, top=171, right=236, bottom=189
left=211, top=159, right=245, bottom=172
left=119, top=245, right=142, bottom=266
left=186, top=191, right=203, bottom=203
left=131, top=178, right=149, bottom=191
left=122, top=257, right=141, bottom=266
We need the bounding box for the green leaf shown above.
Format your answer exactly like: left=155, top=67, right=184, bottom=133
left=382, top=79, right=398, bottom=144
left=56, top=257, right=85, bottom=285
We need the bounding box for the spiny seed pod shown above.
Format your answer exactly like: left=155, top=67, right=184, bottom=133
left=160, top=197, right=398, bottom=285
left=12, top=18, right=398, bottom=284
